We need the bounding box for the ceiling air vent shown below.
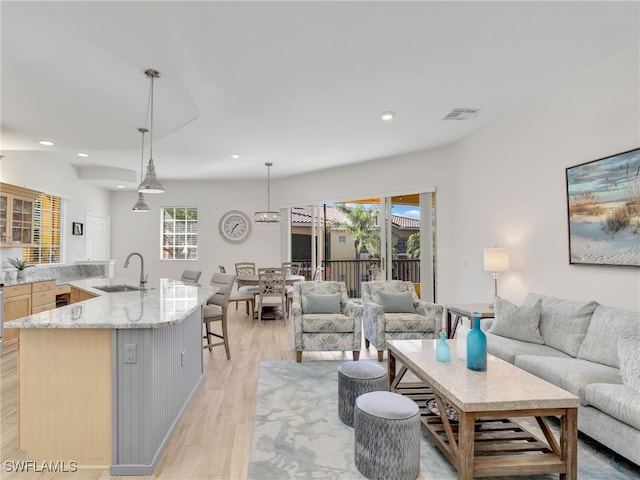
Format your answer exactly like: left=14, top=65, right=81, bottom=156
left=442, top=108, right=480, bottom=120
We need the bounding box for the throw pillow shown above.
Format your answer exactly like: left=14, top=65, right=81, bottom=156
left=375, top=291, right=415, bottom=313
left=525, top=292, right=598, bottom=357
left=303, top=293, right=341, bottom=314
left=489, top=297, right=544, bottom=344
left=618, top=336, right=640, bottom=393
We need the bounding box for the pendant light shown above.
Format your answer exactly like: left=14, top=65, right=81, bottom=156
left=254, top=162, right=282, bottom=223
left=132, top=128, right=150, bottom=212
left=138, top=69, right=165, bottom=193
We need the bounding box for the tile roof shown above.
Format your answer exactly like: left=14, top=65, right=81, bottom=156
left=290, top=205, right=419, bottom=230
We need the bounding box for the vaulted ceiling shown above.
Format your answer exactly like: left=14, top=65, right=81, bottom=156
left=2, top=1, right=638, bottom=189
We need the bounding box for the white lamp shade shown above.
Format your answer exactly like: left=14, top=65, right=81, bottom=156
left=483, top=248, right=510, bottom=272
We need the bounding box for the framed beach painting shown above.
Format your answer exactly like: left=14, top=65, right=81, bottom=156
left=566, top=147, right=640, bottom=267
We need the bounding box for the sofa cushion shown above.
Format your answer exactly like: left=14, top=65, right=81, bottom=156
left=514, top=355, right=622, bottom=403
left=618, top=336, right=640, bottom=393
left=578, top=307, right=640, bottom=368
left=486, top=332, right=571, bottom=364
left=489, top=296, right=544, bottom=344
left=583, top=383, right=640, bottom=431
left=375, top=291, right=415, bottom=313
left=302, top=314, right=354, bottom=333
left=525, top=293, right=598, bottom=357
left=303, top=293, right=341, bottom=314
left=385, top=312, right=436, bottom=333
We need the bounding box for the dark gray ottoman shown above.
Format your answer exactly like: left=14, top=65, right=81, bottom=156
left=354, top=391, right=420, bottom=480
left=338, top=361, right=387, bottom=427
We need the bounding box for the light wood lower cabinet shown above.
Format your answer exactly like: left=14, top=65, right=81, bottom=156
left=3, top=284, right=32, bottom=345
left=70, top=287, right=96, bottom=303
left=4, top=281, right=69, bottom=343
left=31, top=280, right=56, bottom=313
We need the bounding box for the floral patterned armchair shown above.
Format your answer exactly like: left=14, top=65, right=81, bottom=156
left=361, top=280, right=443, bottom=362
left=292, top=281, right=362, bottom=363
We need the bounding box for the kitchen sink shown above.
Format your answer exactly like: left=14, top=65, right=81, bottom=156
left=93, top=284, right=142, bottom=293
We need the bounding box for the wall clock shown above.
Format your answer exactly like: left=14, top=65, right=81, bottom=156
left=219, top=210, right=251, bottom=243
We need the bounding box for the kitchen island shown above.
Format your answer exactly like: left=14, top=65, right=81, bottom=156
left=4, top=277, right=216, bottom=476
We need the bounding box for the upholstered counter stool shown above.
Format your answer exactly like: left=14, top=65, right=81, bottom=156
left=353, top=391, right=420, bottom=480
left=338, top=361, right=387, bottom=427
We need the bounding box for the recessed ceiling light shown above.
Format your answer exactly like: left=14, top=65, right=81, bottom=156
left=230, top=153, right=241, bottom=159
left=38, top=140, right=55, bottom=146
left=77, top=153, right=89, bottom=157
left=116, top=185, right=126, bottom=189
left=381, top=111, right=395, bottom=121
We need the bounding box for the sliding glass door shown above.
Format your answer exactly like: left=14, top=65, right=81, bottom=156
left=287, top=190, right=435, bottom=300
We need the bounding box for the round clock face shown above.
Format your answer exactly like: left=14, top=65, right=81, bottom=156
left=219, top=210, right=251, bottom=243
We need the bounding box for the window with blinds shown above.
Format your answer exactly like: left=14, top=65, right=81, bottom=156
left=161, top=207, right=198, bottom=260
left=23, top=193, right=63, bottom=264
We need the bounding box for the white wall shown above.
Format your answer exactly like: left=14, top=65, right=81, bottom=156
left=0, top=151, right=111, bottom=264
left=449, top=39, right=640, bottom=311
left=110, top=180, right=283, bottom=282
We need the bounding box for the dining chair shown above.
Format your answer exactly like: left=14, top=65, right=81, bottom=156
left=233, top=262, right=259, bottom=315
left=180, top=269, right=202, bottom=285
left=282, top=262, right=301, bottom=317
left=313, top=266, right=324, bottom=281
left=369, top=268, right=382, bottom=281
left=202, top=272, right=236, bottom=358
left=235, top=262, right=256, bottom=281
left=256, top=267, right=287, bottom=323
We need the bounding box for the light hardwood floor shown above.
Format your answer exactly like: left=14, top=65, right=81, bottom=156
left=0, top=305, right=378, bottom=480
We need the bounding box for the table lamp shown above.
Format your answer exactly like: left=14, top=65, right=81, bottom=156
left=483, top=247, right=510, bottom=298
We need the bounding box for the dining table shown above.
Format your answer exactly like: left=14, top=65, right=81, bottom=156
left=236, top=274, right=305, bottom=288
left=236, top=273, right=305, bottom=320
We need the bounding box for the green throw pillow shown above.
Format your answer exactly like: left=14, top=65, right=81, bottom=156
left=376, top=291, right=415, bottom=313
left=303, top=293, right=341, bottom=314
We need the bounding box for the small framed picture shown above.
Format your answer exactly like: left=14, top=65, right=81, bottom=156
left=72, top=222, right=84, bottom=236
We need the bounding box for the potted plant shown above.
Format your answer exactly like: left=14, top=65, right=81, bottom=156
left=8, top=257, right=34, bottom=280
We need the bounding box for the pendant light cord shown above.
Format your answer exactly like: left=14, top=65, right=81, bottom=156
left=267, top=164, right=271, bottom=211
left=139, top=129, right=146, bottom=181
left=149, top=74, right=154, bottom=161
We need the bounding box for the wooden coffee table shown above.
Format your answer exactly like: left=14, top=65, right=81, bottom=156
left=387, top=339, right=579, bottom=480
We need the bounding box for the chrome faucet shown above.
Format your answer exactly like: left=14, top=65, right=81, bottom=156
left=124, top=252, right=148, bottom=288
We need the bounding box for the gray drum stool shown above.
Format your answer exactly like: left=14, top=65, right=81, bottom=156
left=338, top=361, right=387, bottom=427
left=354, top=391, right=420, bottom=480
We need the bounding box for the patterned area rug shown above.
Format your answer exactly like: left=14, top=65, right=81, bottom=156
left=248, top=360, right=640, bottom=480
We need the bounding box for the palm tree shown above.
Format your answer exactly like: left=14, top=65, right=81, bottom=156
left=332, top=204, right=380, bottom=258
left=406, top=232, right=420, bottom=259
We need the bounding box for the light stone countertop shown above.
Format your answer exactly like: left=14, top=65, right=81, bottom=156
left=4, top=277, right=217, bottom=329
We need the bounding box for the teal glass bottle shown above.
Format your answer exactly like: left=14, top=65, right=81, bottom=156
left=436, top=331, right=451, bottom=362
left=466, top=312, right=487, bottom=371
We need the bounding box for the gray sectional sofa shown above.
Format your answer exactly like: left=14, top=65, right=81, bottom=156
left=485, top=292, right=640, bottom=466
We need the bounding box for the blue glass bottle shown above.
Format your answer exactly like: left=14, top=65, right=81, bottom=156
left=466, top=312, right=487, bottom=371
left=436, top=331, right=451, bottom=362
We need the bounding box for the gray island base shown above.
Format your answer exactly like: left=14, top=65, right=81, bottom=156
left=5, top=278, right=216, bottom=476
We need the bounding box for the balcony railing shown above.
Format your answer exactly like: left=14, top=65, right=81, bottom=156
left=295, top=259, right=420, bottom=298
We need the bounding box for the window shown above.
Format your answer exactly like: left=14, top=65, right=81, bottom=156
left=161, top=207, right=198, bottom=260
left=24, top=193, right=63, bottom=264
left=338, top=235, right=346, bottom=244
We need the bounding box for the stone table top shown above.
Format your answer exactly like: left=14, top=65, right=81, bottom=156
left=388, top=339, right=580, bottom=412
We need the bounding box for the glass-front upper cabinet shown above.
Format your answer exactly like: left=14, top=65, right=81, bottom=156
left=0, top=183, right=41, bottom=247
